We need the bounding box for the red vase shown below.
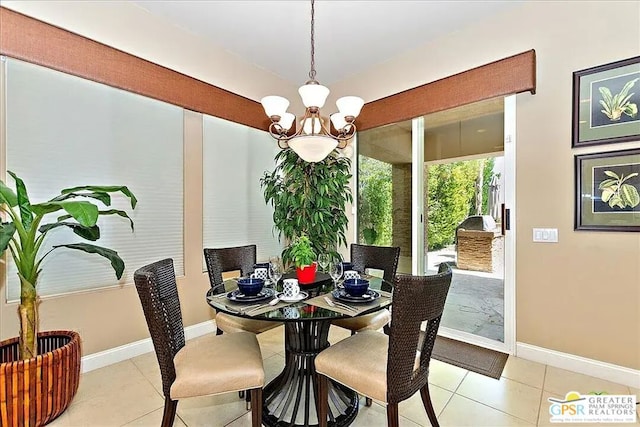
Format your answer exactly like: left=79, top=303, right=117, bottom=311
left=296, top=262, right=317, bottom=284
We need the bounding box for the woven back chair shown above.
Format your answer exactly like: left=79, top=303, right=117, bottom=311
left=134, top=259, right=265, bottom=427
left=350, top=243, right=401, bottom=288
left=204, top=245, right=257, bottom=295
left=203, top=245, right=281, bottom=335
left=316, top=266, right=453, bottom=427
left=332, top=244, right=401, bottom=342
left=203, top=246, right=281, bottom=405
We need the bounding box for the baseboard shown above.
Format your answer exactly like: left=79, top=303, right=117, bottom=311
left=81, top=320, right=217, bottom=373
left=516, top=342, right=640, bottom=389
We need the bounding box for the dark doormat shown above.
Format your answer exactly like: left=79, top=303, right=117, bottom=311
left=431, top=336, right=508, bottom=379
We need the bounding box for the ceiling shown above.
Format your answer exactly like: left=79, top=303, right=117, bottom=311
left=130, top=1, right=524, bottom=86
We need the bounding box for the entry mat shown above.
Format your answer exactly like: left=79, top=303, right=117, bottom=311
left=431, top=336, right=508, bottom=379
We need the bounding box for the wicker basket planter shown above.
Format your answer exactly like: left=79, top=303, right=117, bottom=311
left=0, top=331, right=81, bottom=427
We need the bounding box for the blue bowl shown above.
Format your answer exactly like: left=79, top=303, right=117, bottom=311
left=343, top=278, right=369, bottom=297
left=237, top=278, right=264, bottom=296
left=341, top=261, right=354, bottom=272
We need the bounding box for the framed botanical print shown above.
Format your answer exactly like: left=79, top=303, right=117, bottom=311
left=572, top=56, right=640, bottom=147
left=575, top=148, right=640, bottom=231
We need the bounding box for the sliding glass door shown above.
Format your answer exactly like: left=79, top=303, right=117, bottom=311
left=422, top=98, right=506, bottom=347
left=356, top=96, right=516, bottom=352
left=357, top=119, right=414, bottom=274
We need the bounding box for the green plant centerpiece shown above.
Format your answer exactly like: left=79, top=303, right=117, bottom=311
left=289, top=235, right=316, bottom=268
left=288, top=234, right=317, bottom=284
left=0, top=171, right=137, bottom=360
left=261, top=148, right=353, bottom=267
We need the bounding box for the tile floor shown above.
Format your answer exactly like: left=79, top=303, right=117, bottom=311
left=49, top=326, right=638, bottom=427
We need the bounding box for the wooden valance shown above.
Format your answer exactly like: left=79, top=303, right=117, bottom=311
left=0, top=7, right=269, bottom=131
left=356, top=50, right=536, bottom=131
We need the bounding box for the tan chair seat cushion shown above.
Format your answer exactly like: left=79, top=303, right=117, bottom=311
left=315, top=330, right=389, bottom=403
left=170, top=332, right=264, bottom=399
left=216, top=312, right=282, bottom=334
left=331, top=310, right=391, bottom=332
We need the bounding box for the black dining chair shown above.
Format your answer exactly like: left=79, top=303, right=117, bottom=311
left=204, top=245, right=282, bottom=335
left=315, top=266, right=453, bottom=427
left=332, top=244, right=400, bottom=335
left=133, top=258, right=265, bottom=427
left=204, top=245, right=282, bottom=405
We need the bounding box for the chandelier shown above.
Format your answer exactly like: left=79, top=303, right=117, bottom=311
left=260, top=0, right=364, bottom=163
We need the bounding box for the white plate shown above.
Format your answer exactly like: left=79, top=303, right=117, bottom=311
left=277, top=291, right=309, bottom=302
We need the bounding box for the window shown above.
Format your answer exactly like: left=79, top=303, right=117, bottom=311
left=202, top=115, right=282, bottom=266
left=4, top=58, right=184, bottom=299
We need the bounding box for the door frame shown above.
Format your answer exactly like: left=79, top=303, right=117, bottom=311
left=413, top=95, right=516, bottom=354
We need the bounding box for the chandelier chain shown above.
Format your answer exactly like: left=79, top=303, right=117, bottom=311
left=309, top=0, right=316, bottom=81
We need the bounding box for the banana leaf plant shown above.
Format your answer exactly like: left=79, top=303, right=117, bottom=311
left=0, top=171, right=137, bottom=360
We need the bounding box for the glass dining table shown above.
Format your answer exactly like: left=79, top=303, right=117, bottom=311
left=205, top=273, right=393, bottom=427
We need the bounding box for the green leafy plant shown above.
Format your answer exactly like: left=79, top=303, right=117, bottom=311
left=0, top=172, right=137, bottom=360
left=599, top=170, right=640, bottom=209
left=358, top=156, right=392, bottom=246
left=288, top=235, right=316, bottom=268
left=598, top=78, right=639, bottom=121
left=426, top=160, right=480, bottom=250
left=261, top=149, right=352, bottom=267
left=362, top=227, right=378, bottom=245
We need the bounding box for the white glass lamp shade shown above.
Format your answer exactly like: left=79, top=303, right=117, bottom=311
left=340, top=144, right=354, bottom=159
left=261, top=96, right=289, bottom=118
left=279, top=112, right=295, bottom=131
left=298, top=83, right=330, bottom=108
left=336, top=96, right=364, bottom=118
left=288, top=135, right=338, bottom=163
left=302, top=117, right=323, bottom=135
left=330, top=112, right=347, bottom=131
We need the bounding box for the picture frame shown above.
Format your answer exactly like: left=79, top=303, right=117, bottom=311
left=572, top=56, right=640, bottom=148
left=575, top=148, right=640, bottom=231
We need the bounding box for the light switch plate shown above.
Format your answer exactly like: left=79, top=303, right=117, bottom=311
left=533, top=228, right=558, bottom=242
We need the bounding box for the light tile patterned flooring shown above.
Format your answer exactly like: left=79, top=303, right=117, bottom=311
left=49, top=326, right=638, bottom=426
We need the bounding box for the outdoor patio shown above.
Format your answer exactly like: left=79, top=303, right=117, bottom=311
left=426, top=245, right=505, bottom=342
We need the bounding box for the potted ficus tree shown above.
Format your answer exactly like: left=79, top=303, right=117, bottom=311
left=261, top=148, right=353, bottom=272
left=0, top=171, right=136, bottom=426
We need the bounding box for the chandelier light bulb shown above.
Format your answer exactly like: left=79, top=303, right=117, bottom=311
left=336, top=96, right=364, bottom=119
left=298, top=83, right=330, bottom=109
left=279, top=113, right=295, bottom=132
left=260, top=96, right=289, bottom=119
left=340, top=144, right=354, bottom=159
left=302, top=117, right=323, bottom=135
left=330, top=113, right=347, bottom=131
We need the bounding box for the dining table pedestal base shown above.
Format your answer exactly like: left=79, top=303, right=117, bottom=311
left=263, top=320, right=358, bottom=427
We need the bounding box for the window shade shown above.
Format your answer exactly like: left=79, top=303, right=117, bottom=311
left=202, top=115, right=283, bottom=268
left=4, top=58, right=184, bottom=300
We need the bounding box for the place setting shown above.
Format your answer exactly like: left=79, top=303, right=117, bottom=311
left=307, top=275, right=392, bottom=316
left=332, top=278, right=381, bottom=303
left=208, top=275, right=298, bottom=316
left=330, top=265, right=390, bottom=296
